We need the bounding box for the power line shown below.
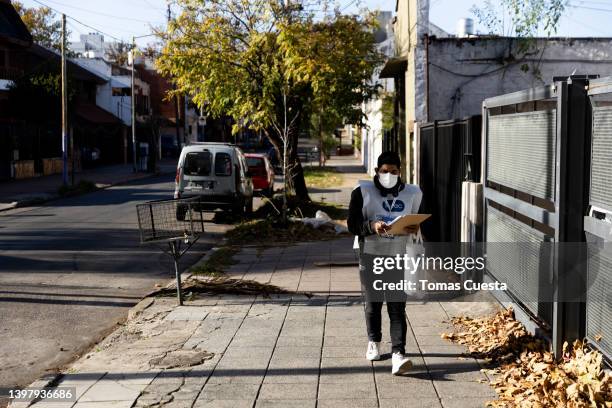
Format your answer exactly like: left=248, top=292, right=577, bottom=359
left=30, top=0, right=124, bottom=41
left=340, top=0, right=358, bottom=12
left=34, top=0, right=159, bottom=24
left=567, top=3, right=612, bottom=12
left=30, top=0, right=155, bottom=41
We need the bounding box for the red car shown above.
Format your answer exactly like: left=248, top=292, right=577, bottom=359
left=245, top=153, right=275, bottom=196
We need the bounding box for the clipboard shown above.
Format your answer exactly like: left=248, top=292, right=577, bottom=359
left=385, top=214, right=431, bottom=235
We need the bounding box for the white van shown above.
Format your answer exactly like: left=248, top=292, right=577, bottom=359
left=174, top=143, right=254, bottom=217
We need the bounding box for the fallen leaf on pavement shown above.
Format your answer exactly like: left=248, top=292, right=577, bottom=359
left=441, top=308, right=612, bottom=407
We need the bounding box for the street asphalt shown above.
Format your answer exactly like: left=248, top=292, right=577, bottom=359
left=0, top=174, right=235, bottom=397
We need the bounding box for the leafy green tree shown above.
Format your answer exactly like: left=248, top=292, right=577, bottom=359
left=157, top=0, right=382, bottom=202
left=471, top=0, right=567, bottom=37
left=107, top=41, right=131, bottom=66
left=13, top=1, right=65, bottom=51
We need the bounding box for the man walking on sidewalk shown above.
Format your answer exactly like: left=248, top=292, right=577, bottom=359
left=347, top=151, right=422, bottom=375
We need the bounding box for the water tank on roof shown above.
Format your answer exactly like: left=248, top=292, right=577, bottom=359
left=456, top=18, right=474, bottom=38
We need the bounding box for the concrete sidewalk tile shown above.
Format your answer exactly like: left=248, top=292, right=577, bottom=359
left=423, top=355, right=481, bottom=372
left=321, top=346, right=365, bottom=358
left=428, top=369, right=488, bottom=382
left=317, top=399, right=378, bottom=408
left=29, top=402, right=75, bottom=408
left=379, top=399, right=443, bottom=408
left=272, top=346, right=321, bottom=359
left=412, top=325, right=453, bottom=336
left=324, top=318, right=365, bottom=329
left=221, top=346, right=273, bottom=359
left=440, top=397, right=494, bottom=408
left=323, top=336, right=365, bottom=347
left=258, top=383, right=317, bottom=400
left=319, top=371, right=373, bottom=384
left=54, top=376, right=104, bottom=400
left=230, top=335, right=278, bottom=347
left=433, top=381, right=496, bottom=399
left=193, top=399, right=254, bottom=408
left=206, top=372, right=265, bottom=385
left=73, top=402, right=134, bottom=408
left=279, top=325, right=324, bottom=338
left=419, top=344, right=467, bottom=355
left=317, top=382, right=376, bottom=399
left=79, top=381, right=143, bottom=402
left=267, top=356, right=320, bottom=370
left=199, top=383, right=260, bottom=400
left=138, top=400, right=193, bottom=408
left=239, top=319, right=284, bottom=331
left=415, top=334, right=457, bottom=347
left=324, top=327, right=364, bottom=337
left=262, top=371, right=318, bottom=384
left=255, top=400, right=316, bottom=408
left=275, top=336, right=322, bottom=348
left=99, top=372, right=158, bottom=385
left=215, top=356, right=269, bottom=370
left=164, top=307, right=209, bottom=321
left=375, top=380, right=439, bottom=399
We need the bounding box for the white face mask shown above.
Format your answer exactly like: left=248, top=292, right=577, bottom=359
left=378, top=172, right=399, bottom=189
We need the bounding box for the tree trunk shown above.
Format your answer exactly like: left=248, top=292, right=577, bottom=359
left=287, top=127, right=310, bottom=202
left=263, top=127, right=310, bottom=202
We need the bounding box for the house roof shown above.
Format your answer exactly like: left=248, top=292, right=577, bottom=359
left=0, top=0, right=32, bottom=46
left=29, top=44, right=108, bottom=84
left=379, top=56, right=408, bottom=79
left=75, top=103, right=122, bottom=124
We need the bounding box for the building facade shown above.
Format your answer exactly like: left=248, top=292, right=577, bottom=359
left=382, top=0, right=612, bottom=182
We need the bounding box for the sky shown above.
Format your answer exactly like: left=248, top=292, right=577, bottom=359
left=16, top=0, right=612, bottom=47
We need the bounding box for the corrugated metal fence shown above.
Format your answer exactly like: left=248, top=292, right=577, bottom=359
left=481, top=76, right=612, bottom=360
left=418, top=116, right=481, bottom=242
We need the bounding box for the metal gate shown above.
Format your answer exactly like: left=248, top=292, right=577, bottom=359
left=584, top=77, right=612, bottom=359
left=482, top=78, right=591, bottom=355
left=418, top=116, right=481, bottom=242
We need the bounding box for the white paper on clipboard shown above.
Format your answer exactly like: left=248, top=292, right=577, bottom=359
left=386, top=214, right=431, bottom=235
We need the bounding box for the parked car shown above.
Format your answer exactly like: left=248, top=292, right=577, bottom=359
left=174, top=143, right=254, bottom=218
left=245, top=153, right=275, bottom=197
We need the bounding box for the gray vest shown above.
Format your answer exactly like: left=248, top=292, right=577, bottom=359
left=354, top=180, right=423, bottom=256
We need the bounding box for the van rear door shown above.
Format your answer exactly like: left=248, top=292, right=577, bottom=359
left=182, top=150, right=215, bottom=192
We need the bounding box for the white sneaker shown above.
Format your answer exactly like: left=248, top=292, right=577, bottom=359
left=391, top=352, right=412, bottom=375
left=366, top=341, right=381, bottom=361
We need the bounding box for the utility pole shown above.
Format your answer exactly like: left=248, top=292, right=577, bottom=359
left=131, top=36, right=137, bottom=172
left=168, top=4, right=181, bottom=150
left=61, top=14, right=68, bottom=185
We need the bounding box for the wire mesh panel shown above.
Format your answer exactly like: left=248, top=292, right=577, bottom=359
left=591, top=107, right=612, bottom=211
left=136, top=198, right=205, bottom=243
left=485, top=206, right=554, bottom=325
left=585, top=234, right=612, bottom=358
left=488, top=110, right=557, bottom=201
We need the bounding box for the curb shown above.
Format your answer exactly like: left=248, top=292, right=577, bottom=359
left=7, top=373, right=64, bottom=408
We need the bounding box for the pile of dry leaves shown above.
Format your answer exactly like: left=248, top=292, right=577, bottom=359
left=442, top=308, right=612, bottom=407
left=155, top=276, right=312, bottom=298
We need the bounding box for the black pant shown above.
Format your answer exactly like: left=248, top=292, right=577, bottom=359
left=364, top=302, right=407, bottom=354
